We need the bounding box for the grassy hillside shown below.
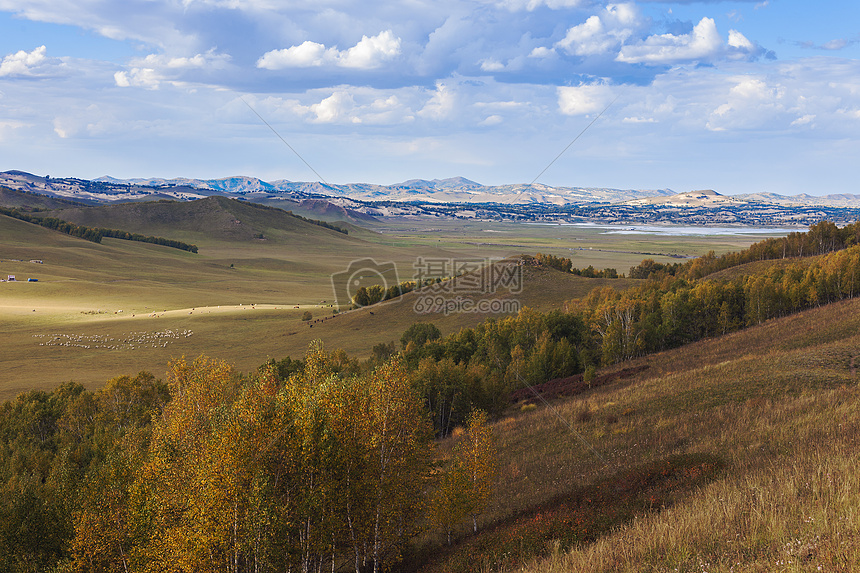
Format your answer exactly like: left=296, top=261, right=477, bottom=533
left=0, top=186, right=91, bottom=209
left=42, top=196, right=356, bottom=245
left=256, top=197, right=378, bottom=223
left=416, top=297, right=860, bottom=572
left=0, top=220, right=633, bottom=400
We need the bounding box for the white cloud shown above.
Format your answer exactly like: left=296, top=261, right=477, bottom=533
left=730, top=77, right=781, bottom=100
left=252, top=87, right=417, bottom=126
left=257, top=41, right=334, bottom=68
left=418, top=82, right=455, bottom=120
left=480, top=59, right=506, bottom=72
left=310, top=91, right=356, bottom=123
left=822, top=39, right=849, bottom=51
left=705, top=76, right=788, bottom=131
left=52, top=117, right=72, bottom=139
left=622, top=116, right=656, bottom=123
left=727, top=30, right=754, bottom=52
left=0, top=119, right=28, bottom=141
left=258, top=30, right=401, bottom=70
left=605, top=3, right=640, bottom=27
left=528, top=46, right=555, bottom=59
left=617, top=17, right=722, bottom=64
left=801, top=39, right=852, bottom=51
left=556, top=4, right=642, bottom=57
left=134, top=51, right=231, bottom=70
left=340, top=30, right=401, bottom=69
left=557, top=83, right=613, bottom=115
left=557, top=16, right=614, bottom=56
left=114, top=50, right=232, bottom=89
left=0, top=45, right=48, bottom=77
left=114, top=68, right=162, bottom=90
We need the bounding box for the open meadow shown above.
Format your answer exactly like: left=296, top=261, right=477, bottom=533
left=0, top=199, right=793, bottom=400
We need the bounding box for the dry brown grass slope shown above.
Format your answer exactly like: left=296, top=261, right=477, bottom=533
left=428, top=299, right=860, bottom=572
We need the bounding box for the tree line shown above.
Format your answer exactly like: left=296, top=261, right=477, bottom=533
left=0, top=349, right=495, bottom=573
left=629, top=220, right=860, bottom=281
left=286, top=211, right=349, bottom=235
left=0, top=207, right=199, bottom=253
left=582, top=239, right=860, bottom=364
left=531, top=253, right=619, bottom=278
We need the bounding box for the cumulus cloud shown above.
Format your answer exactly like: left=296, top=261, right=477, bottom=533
left=480, top=114, right=503, bottom=126
left=528, top=46, right=555, bottom=59
left=310, top=91, right=356, bottom=123
left=0, top=45, right=48, bottom=77
left=257, top=41, right=333, bottom=68
left=418, top=82, right=455, bottom=120
left=617, top=17, right=722, bottom=64
left=557, top=16, right=615, bottom=56
left=114, top=50, right=231, bottom=89
left=556, top=4, right=642, bottom=57
left=340, top=30, right=402, bottom=69
left=705, top=76, right=788, bottom=131
left=727, top=29, right=754, bottom=52
left=791, top=114, right=815, bottom=127
left=480, top=59, right=506, bottom=72
left=132, top=51, right=231, bottom=70
left=257, top=30, right=401, bottom=70
left=114, top=68, right=162, bottom=89
left=252, top=87, right=417, bottom=126
left=557, top=83, right=613, bottom=115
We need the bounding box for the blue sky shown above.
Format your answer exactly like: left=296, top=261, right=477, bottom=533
left=0, top=0, right=858, bottom=196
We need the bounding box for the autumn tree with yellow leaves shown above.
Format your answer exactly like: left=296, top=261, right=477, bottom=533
left=432, top=409, right=497, bottom=543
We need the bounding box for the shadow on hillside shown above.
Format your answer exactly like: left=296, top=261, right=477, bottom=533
left=399, top=452, right=724, bottom=573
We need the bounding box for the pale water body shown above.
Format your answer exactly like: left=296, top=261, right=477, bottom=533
left=527, top=223, right=799, bottom=237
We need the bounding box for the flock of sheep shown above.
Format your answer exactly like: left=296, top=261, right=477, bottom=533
left=33, top=329, right=193, bottom=350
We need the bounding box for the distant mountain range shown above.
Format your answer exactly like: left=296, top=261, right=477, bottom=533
left=4, top=169, right=860, bottom=230
left=3, top=170, right=860, bottom=209
left=1, top=170, right=675, bottom=205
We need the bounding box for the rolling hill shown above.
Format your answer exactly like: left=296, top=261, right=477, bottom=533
left=0, top=216, right=636, bottom=400
left=39, top=196, right=358, bottom=246
left=0, top=186, right=90, bottom=210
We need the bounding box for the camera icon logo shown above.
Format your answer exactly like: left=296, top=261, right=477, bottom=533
left=331, top=258, right=400, bottom=309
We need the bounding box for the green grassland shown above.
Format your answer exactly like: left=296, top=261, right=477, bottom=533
left=416, top=296, right=860, bottom=572
left=0, top=196, right=791, bottom=400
